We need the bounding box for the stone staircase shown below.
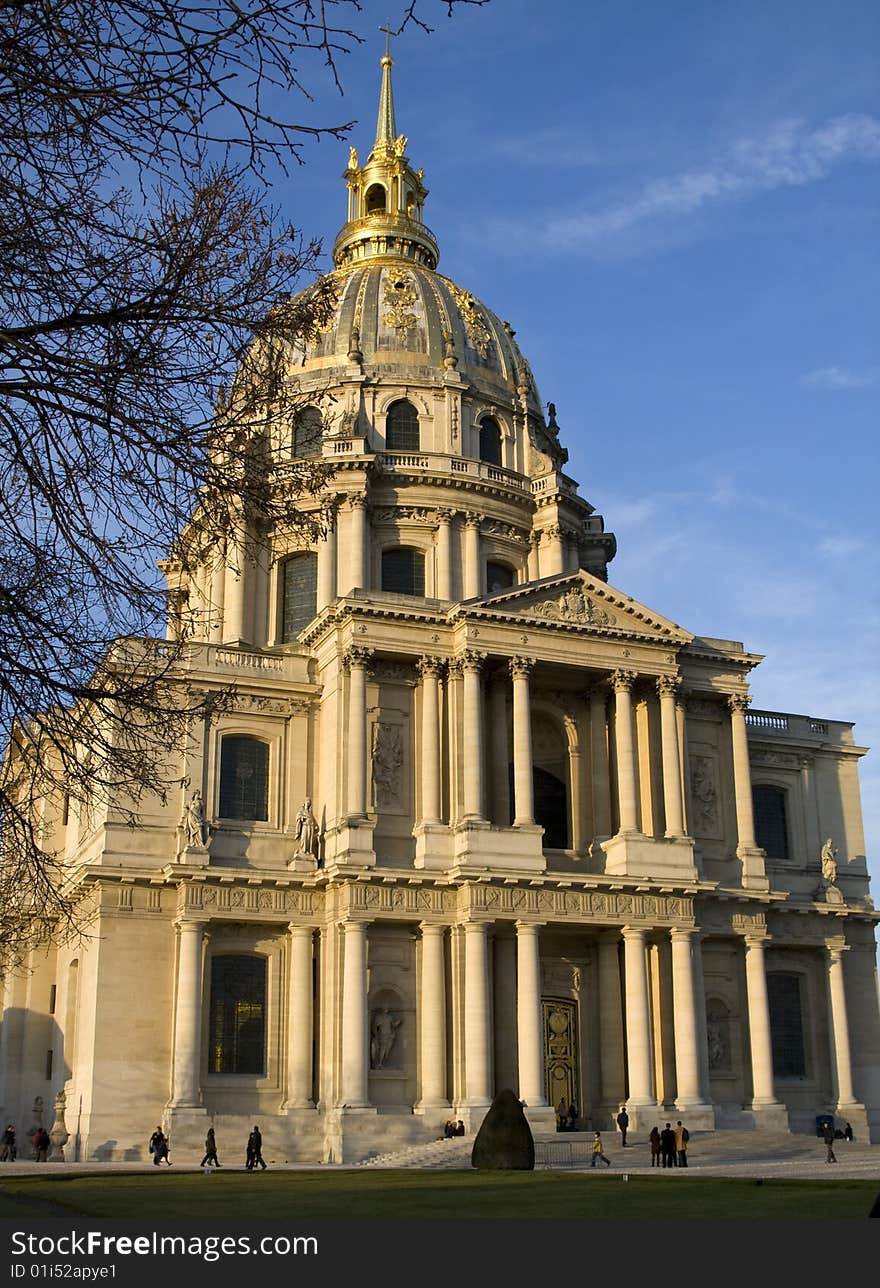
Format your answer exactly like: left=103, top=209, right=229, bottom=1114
left=359, top=1136, right=473, bottom=1169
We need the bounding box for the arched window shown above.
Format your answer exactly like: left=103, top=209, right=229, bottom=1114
left=281, top=552, right=317, bottom=641
left=209, top=955, right=267, bottom=1075
left=478, top=415, right=502, bottom=465
left=767, top=973, right=806, bottom=1078
left=365, top=183, right=387, bottom=214
left=486, top=561, right=515, bottom=594
left=291, top=406, right=323, bottom=459
left=381, top=547, right=425, bottom=597
left=219, top=736, right=269, bottom=821
left=385, top=399, right=420, bottom=452
left=512, top=715, right=569, bottom=848
left=753, top=785, right=789, bottom=860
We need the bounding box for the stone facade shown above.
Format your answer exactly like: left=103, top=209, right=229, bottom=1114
left=2, top=52, right=879, bottom=1162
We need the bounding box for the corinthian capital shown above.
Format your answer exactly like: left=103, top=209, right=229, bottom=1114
left=343, top=646, right=373, bottom=671
left=611, top=669, right=637, bottom=694
left=509, top=656, right=535, bottom=680
left=656, top=674, right=682, bottom=700
left=728, top=693, right=752, bottom=715
left=417, top=656, right=444, bottom=680
left=459, top=649, right=487, bottom=672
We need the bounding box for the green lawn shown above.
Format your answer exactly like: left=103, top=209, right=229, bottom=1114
left=0, top=1170, right=877, bottom=1219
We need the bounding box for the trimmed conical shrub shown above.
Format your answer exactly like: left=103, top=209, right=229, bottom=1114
left=471, top=1089, right=535, bottom=1170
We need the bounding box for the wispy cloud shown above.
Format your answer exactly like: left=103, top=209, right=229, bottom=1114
left=499, top=113, right=880, bottom=250
left=818, top=537, right=867, bottom=558
left=801, top=365, right=880, bottom=389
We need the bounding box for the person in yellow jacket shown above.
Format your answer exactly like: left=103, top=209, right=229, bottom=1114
left=590, top=1132, right=612, bottom=1167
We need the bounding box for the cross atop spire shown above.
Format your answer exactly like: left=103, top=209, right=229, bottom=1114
left=380, top=21, right=394, bottom=58
left=374, top=27, right=397, bottom=150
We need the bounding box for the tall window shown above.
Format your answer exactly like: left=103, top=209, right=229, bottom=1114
left=478, top=415, right=502, bottom=465
left=291, top=406, right=323, bottom=459
left=486, top=561, right=515, bottom=594
left=209, top=956, right=267, bottom=1075
left=767, top=973, right=806, bottom=1079
left=281, top=553, right=317, bottom=641
left=365, top=183, right=386, bottom=214
left=753, top=785, right=789, bottom=860
left=219, top=736, right=269, bottom=821
left=381, top=548, right=425, bottom=597
left=385, top=399, right=420, bottom=452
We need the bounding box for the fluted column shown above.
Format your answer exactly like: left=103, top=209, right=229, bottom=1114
left=436, top=509, right=454, bottom=600
left=284, top=925, right=314, bottom=1108
left=463, top=921, right=493, bottom=1105
left=670, top=928, right=707, bottom=1106
left=345, top=648, right=371, bottom=818
left=589, top=684, right=612, bottom=840
left=489, top=677, right=510, bottom=826
left=170, top=919, right=207, bottom=1106
left=612, top=670, right=639, bottom=835
left=510, top=657, right=535, bottom=826
left=743, top=935, right=778, bottom=1105
left=826, top=943, right=857, bottom=1107
left=316, top=506, right=338, bottom=611
left=417, top=924, right=448, bottom=1109
left=460, top=651, right=486, bottom=820
left=340, top=920, right=370, bottom=1108
left=598, top=931, right=626, bottom=1106
left=516, top=921, right=547, bottom=1107
left=657, top=677, right=686, bottom=838
left=729, top=694, right=757, bottom=852
left=417, top=657, right=443, bottom=825
left=208, top=543, right=226, bottom=644
left=463, top=513, right=481, bottom=598
left=223, top=527, right=246, bottom=643
left=527, top=531, right=541, bottom=581
left=346, top=497, right=368, bottom=594
left=622, top=925, right=655, bottom=1105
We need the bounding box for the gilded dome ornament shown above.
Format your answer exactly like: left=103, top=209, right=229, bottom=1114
left=447, top=281, right=493, bottom=358
left=382, top=268, right=419, bottom=337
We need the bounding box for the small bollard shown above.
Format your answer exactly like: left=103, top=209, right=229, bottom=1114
left=622, top=1174, right=629, bottom=1181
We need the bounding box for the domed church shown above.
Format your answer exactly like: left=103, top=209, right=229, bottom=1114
left=2, top=50, right=879, bottom=1163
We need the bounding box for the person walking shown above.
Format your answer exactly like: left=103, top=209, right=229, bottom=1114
left=247, top=1124, right=267, bottom=1170
left=660, top=1122, right=677, bottom=1168
left=590, top=1132, right=612, bottom=1167
left=34, top=1128, right=50, bottom=1162
left=822, top=1120, right=837, bottom=1164
left=675, top=1120, right=690, bottom=1168
left=649, top=1125, right=662, bottom=1167
left=616, top=1106, right=629, bottom=1147
left=567, top=1101, right=578, bottom=1132
left=844, top=1123, right=854, bottom=1142
left=201, top=1126, right=220, bottom=1168
left=0, top=1125, right=16, bottom=1161
left=149, top=1126, right=171, bottom=1165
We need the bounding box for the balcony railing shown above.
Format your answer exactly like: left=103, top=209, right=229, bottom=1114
left=746, top=709, right=838, bottom=740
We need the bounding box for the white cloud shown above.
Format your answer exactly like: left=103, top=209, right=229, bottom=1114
left=801, top=365, right=880, bottom=389
left=818, top=537, right=867, bottom=558
left=506, top=113, right=880, bottom=249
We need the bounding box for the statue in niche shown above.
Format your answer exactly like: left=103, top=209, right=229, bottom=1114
left=707, top=1022, right=725, bottom=1071
left=294, top=798, right=320, bottom=860
left=371, top=723, right=403, bottom=807
left=370, top=1008, right=402, bottom=1070
left=690, top=756, right=718, bottom=834
left=184, top=790, right=210, bottom=847
left=821, top=837, right=839, bottom=885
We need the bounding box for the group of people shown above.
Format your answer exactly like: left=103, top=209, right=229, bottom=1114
left=1, top=1125, right=51, bottom=1162
left=649, top=1121, right=690, bottom=1168
left=442, top=1120, right=466, bottom=1138
left=822, top=1120, right=854, bottom=1163
left=150, top=1125, right=267, bottom=1169
left=555, top=1100, right=579, bottom=1132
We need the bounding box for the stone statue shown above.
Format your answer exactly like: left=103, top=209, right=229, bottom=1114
left=48, top=1090, right=69, bottom=1163
left=707, top=1022, right=725, bottom=1071
left=348, top=145, right=358, bottom=169
left=821, top=837, right=838, bottom=885
left=184, top=790, right=209, bottom=847
left=392, top=134, right=408, bottom=157
left=371, top=723, right=403, bottom=807
left=370, top=1008, right=401, bottom=1069
left=294, top=798, right=319, bottom=859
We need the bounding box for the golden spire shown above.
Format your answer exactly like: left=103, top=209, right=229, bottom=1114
left=374, top=23, right=397, bottom=152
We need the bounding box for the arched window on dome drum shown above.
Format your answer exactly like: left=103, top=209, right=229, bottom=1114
left=478, top=416, right=502, bottom=466
left=365, top=183, right=386, bottom=214
left=281, top=552, right=317, bottom=641
left=208, top=955, right=267, bottom=1076
left=752, top=785, right=789, bottom=860
left=219, top=736, right=269, bottom=821
left=381, top=547, right=425, bottom=597
left=767, top=973, right=806, bottom=1079
left=291, top=406, right=323, bottom=459
left=486, top=561, right=516, bottom=595
left=385, top=399, right=420, bottom=452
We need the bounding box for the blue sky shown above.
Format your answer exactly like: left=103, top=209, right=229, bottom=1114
left=284, top=0, right=879, bottom=888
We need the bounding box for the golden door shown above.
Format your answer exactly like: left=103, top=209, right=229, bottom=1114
left=543, top=998, right=580, bottom=1118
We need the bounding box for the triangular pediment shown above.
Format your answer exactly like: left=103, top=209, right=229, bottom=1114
left=469, top=571, right=693, bottom=643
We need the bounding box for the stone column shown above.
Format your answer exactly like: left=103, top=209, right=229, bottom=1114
left=417, top=658, right=443, bottom=825
left=344, top=648, right=371, bottom=818
left=208, top=543, right=226, bottom=644
left=729, top=694, right=757, bottom=852
left=515, top=922, right=547, bottom=1107
left=743, top=935, right=778, bottom=1106
left=435, top=509, right=454, bottom=600
left=340, top=920, right=370, bottom=1108
left=510, top=657, right=535, bottom=826
left=463, top=513, right=481, bottom=599
left=670, top=928, right=707, bottom=1107
left=598, top=931, right=626, bottom=1108
left=488, top=677, right=510, bottom=826
left=170, top=919, right=207, bottom=1106
left=284, top=925, right=314, bottom=1108
left=826, top=943, right=857, bottom=1107
left=544, top=524, right=565, bottom=575
left=416, top=924, right=448, bottom=1109
left=346, top=497, right=368, bottom=594
left=612, top=670, right=639, bottom=835
left=316, top=506, right=338, bottom=611
left=463, top=921, right=493, bottom=1105
left=527, top=531, right=541, bottom=582
left=567, top=732, right=583, bottom=853
left=657, top=677, right=686, bottom=838
left=676, top=690, right=690, bottom=837
left=460, top=651, right=486, bottom=821
left=223, top=527, right=247, bottom=643
left=589, top=683, right=612, bottom=840
left=622, top=925, right=655, bottom=1106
